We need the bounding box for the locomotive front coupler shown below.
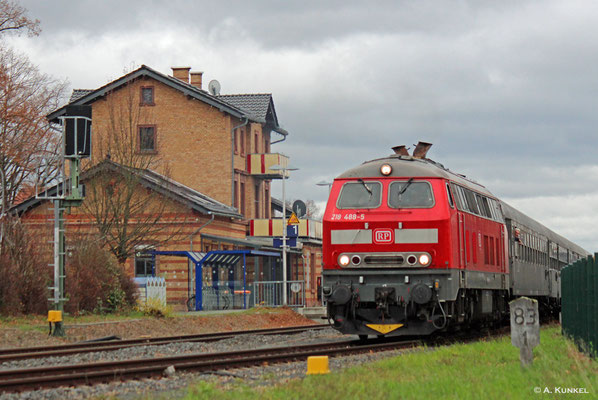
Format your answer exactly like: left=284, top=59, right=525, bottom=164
left=375, top=286, right=397, bottom=318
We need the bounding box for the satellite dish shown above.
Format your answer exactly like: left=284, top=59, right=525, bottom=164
left=208, top=80, right=221, bottom=95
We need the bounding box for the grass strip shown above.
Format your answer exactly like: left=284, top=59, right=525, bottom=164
left=182, top=326, right=598, bottom=400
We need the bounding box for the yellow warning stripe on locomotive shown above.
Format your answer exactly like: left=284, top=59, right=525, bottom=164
left=366, top=324, right=403, bottom=334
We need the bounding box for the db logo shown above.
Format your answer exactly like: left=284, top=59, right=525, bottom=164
left=373, top=228, right=394, bottom=244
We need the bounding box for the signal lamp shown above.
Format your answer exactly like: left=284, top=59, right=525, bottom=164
left=419, top=254, right=431, bottom=266
left=380, top=164, right=392, bottom=175
left=338, top=255, right=350, bottom=266
left=351, top=255, right=362, bottom=265
left=407, top=255, right=417, bottom=265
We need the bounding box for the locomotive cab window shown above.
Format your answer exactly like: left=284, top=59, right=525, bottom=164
left=388, top=180, right=434, bottom=208
left=446, top=183, right=455, bottom=208
left=337, top=181, right=382, bottom=209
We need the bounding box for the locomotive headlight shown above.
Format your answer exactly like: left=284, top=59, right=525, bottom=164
left=419, top=254, right=431, bottom=266
left=338, top=254, right=350, bottom=266
left=380, top=164, right=392, bottom=176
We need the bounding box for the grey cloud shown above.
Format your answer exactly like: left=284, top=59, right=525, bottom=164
left=12, top=0, right=598, bottom=251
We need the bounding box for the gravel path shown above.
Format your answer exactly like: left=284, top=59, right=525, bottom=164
left=0, top=327, right=421, bottom=400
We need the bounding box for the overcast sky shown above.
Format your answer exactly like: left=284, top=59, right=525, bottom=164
left=8, top=0, right=598, bottom=251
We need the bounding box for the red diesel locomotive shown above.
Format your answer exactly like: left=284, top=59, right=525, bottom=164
left=322, top=142, right=588, bottom=338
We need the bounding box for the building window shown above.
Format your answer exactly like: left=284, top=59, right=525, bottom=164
left=254, top=182, right=261, bottom=218
left=240, top=129, right=245, bottom=156
left=234, top=130, right=239, bottom=154
left=135, top=253, right=154, bottom=277
left=310, top=253, right=316, bottom=291
left=264, top=184, right=270, bottom=219
left=234, top=174, right=239, bottom=209
left=265, top=136, right=270, bottom=153
left=240, top=179, right=246, bottom=216
left=138, top=125, right=156, bottom=152
left=140, top=86, right=154, bottom=105
left=254, top=132, right=259, bottom=153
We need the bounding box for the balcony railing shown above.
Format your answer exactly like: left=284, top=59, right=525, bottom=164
left=249, top=218, right=322, bottom=239
left=246, top=153, right=290, bottom=178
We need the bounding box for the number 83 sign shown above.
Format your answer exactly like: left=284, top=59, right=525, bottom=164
left=510, top=296, right=540, bottom=349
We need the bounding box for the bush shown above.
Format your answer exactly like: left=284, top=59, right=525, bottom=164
left=65, top=236, right=138, bottom=314
left=136, top=296, right=173, bottom=318
left=0, top=218, right=51, bottom=315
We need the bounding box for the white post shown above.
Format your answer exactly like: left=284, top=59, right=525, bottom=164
left=282, top=170, right=287, bottom=306
left=53, top=200, right=60, bottom=308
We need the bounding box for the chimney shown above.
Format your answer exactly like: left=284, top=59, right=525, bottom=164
left=413, top=141, right=433, bottom=159
left=391, top=145, right=409, bottom=156
left=190, top=71, right=203, bottom=89
left=171, top=66, right=191, bottom=83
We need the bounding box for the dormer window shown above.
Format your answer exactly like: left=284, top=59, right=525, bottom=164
left=141, top=86, right=154, bottom=106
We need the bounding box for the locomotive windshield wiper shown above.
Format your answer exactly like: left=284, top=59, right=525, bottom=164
left=357, top=178, right=373, bottom=196
left=398, top=178, right=414, bottom=197
left=395, top=177, right=414, bottom=210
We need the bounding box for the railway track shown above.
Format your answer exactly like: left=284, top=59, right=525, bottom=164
left=0, top=337, right=419, bottom=393
left=0, top=324, right=329, bottom=363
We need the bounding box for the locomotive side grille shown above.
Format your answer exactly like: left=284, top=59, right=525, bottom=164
left=364, top=255, right=405, bottom=265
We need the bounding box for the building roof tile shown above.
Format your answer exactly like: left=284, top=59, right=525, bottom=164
left=10, top=160, right=241, bottom=219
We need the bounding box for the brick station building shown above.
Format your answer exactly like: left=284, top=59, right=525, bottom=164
left=13, top=65, right=323, bottom=310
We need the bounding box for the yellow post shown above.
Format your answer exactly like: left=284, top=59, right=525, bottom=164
left=47, top=310, right=62, bottom=323
left=47, top=310, right=63, bottom=336
left=306, top=356, right=330, bottom=375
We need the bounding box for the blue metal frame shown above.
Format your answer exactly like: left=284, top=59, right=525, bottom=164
left=148, top=249, right=278, bottom=311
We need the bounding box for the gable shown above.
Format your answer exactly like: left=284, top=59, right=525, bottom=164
left=48, top=65, right=247, bottom=123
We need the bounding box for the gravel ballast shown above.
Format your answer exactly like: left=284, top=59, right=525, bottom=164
left=0, top=327, right=419, bottom=400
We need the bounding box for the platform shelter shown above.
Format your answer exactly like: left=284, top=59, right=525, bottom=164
left=148, top=250, right=279, bottom=311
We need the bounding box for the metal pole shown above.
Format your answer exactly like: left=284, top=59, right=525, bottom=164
left=282, top=169, right=287, bottom=306
left=53, top=200, right=60, bottom=308
left=52, top=199, right=65, bottom=336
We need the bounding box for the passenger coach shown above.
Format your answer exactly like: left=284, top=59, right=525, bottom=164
left=322, top=142, right=588, bottom=338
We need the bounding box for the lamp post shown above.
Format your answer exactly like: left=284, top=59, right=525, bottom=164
left=271, top=164, right=298, bottom=305
left=316, top=180, right=333, bottom=193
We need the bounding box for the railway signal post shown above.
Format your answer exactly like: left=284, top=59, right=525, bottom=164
left=46, top=105, right=91, bottom=337
left=510, top=297, right=540, bottom=367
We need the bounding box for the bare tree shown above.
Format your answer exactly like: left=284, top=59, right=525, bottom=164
left=0, top=0, right=40, bottom=37
left=82, top=82, right=184, bottom=263
left=0, top=46, right=67, bottom=207
left=0, top=1, right=53, bottom=252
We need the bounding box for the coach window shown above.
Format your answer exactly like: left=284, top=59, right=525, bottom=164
left=388, top=180, right=435, bottom=208
left=337, top=181, right=382, bottom=209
